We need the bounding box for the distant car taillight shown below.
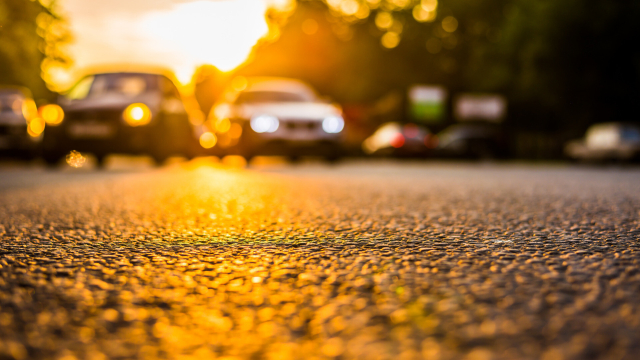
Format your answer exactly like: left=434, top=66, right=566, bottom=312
left=391, top=133, right=405, bottom=148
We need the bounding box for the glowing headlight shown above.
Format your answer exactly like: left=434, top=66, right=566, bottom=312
left=123, top=103, right=152, bottom=126
left=322, top=115, right=345, bottom=133
left=250, top=115, right=279, bottom=133
left=39, top=104, right=64, bottom=125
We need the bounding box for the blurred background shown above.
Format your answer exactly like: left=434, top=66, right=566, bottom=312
left=1, top=0, right=639, bottom=163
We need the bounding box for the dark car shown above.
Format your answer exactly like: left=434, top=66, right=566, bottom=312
left=0, top=86, right=41, bottom=157
left=362, top=122, right=434, bottom=157
left=435, top=123, right=506, bottom=159
left=42, top=72, right=196, bottom=166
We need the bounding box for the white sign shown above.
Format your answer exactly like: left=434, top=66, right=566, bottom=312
left=408, top=85, right=447, bottom=122
left=454, top=93, right=507, bottom=122
left=408, top=85, right=446, bottom=103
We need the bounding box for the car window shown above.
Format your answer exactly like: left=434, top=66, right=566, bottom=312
left=66, top=74, right=158, bottom=100
left=234, top=91, right=310, bottom=104
left=66, top=76, right=95, bottom=100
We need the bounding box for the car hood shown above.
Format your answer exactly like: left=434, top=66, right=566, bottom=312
left=60, top=92, right=161, bottom=112
left=235, top=102, right=341, bottom=120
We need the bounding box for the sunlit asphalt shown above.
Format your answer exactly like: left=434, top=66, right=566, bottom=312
left=1, top=158, right=640, bottom=360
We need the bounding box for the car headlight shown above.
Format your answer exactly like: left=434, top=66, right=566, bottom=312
left=250, top=114, right=279, bottom=133
left=39, top=104, right=64, bottom=126
left=322, top=115, right=344, bottom=134
left=123, top=103, right=152, bottom=126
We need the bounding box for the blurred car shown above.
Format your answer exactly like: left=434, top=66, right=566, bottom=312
left=0, top=86, right=42, bottom=157
left=362, top=122, right=434, bottom=157
left=565, top=122, right=640, bottom=162
left=42, top=71, right=196, bottom=166
left=435, top=123, right=506, bottom=159
left=204, top=77, right=345, bottom=161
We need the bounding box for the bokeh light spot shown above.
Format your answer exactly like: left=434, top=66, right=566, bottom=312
left=381, top=32, right=400, bottom=49
left=232, top=76, right=248, bottom=92
left=442, top=16, right=458, bottom=33
left=375, top=12, right=393, bottom=30
left=199, top=132, right=217, bottom=149
left=421, top=0, right=438, bottom=12
left=413, top=6, right=437, bottom=22
left=39, top=104, right=65, bottom=125
left=216, top=118, right=231, bottom=133
left=27, top=118, right=45, bottom=136
left=65, top=150, right=86, bottom=168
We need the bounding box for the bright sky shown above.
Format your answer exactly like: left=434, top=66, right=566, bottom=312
left=58, top=0, right=275, bottom=87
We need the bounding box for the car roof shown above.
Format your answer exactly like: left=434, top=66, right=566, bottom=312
left=88, top=72, right=164, bottom=78
left=243, top=77, right=316, bottom=95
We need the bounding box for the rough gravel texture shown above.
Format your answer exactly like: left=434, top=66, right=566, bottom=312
left=1, top=162, right=640, bottom=360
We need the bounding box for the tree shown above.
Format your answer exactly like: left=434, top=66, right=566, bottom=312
left=0, top=0, right=70, bottom=101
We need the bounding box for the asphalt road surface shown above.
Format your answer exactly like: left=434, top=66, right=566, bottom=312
left=1, top=159, right=640, bottom=360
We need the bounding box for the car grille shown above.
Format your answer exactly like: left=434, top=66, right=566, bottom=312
left=65, top=110, right=123, bottom=124
left=282, top=120, right=319, bottom=131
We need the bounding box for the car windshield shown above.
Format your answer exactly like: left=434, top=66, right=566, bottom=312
left=66, top=73, right=158, bottom=100
left=234, top=91, right=312, bottom=104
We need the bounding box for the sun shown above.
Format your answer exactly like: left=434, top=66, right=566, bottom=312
left=139, top=0, right=270, bottom=80
left=55, top=0, right=284, bottom=88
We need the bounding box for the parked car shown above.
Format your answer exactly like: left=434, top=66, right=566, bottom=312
left=565, top=122, right=640, bottom=162
left=0, top=86, right=41, bottom=157
left=435, top=123, right=506, bottom=159
left=41, top=71, right=196, bottom=166
left=362, top=122, right=434, bottom=157
left=204, top=77, right=345, bottom=161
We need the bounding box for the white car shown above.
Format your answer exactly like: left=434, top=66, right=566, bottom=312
left=565, top=123, right=640, bottom=162
left=206, top=77, right=345, bottom=161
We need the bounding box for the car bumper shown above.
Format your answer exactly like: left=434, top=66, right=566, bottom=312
left=42, top=123, right=157, bottom=155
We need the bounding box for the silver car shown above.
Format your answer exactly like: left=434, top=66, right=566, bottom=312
left=204, top=77, right=345, bottom=161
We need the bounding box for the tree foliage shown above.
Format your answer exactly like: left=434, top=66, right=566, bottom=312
left=0, top=0, right=70, bottom=101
